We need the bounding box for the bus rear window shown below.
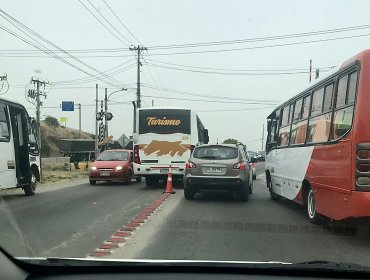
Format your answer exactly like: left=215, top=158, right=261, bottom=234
left=139, top=109, right=191, bottom=134
left=193, top=146, right=238, bottom=160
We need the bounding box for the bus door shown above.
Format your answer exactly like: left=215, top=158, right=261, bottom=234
left=0, top=102, right=16, bottom=188
left=9, top=106, right=31, bottom=186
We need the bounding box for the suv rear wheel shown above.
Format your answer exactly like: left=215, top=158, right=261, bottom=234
left=238, top=184, right=249, bottom=202
left=184, top=188, right=195, bottom=200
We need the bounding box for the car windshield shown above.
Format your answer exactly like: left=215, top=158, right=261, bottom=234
left=193, top=146, right=238, bottom=160
left=97, top=151, right=129, bottom=161
left=2, top=0, right=370, bottom=274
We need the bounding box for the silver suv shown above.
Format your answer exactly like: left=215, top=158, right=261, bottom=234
left=184, top=144, right=253, bottom=201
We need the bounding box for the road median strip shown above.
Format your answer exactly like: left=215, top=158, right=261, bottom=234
left=88, top=192, right=172, bottom=257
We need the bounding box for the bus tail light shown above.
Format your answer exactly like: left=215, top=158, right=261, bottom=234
left=357, top=150, right=370, bottom=159
left=134, top=145, right=141, bottom=164
left=185, top=161, right=196, bottom=169
left=356, top=144, right=370, bottom=191
left=252, top=163, right=256, bottom=168
left=233, top=162, right=245, bottom=170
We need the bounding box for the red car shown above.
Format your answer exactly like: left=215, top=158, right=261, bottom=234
left=88, top=149, right=141, bottom=185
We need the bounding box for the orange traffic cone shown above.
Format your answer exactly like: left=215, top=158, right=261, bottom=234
left=164, top=165, right=176, bottom=194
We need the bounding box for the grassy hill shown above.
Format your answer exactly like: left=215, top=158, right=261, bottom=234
left=41, top=123, right=94, bottom=157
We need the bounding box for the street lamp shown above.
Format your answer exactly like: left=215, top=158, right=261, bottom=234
left=104, top=87, right=128, bottom=138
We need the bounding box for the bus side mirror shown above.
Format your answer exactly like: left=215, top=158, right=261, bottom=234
left=204, top=129, right=209, bottom=144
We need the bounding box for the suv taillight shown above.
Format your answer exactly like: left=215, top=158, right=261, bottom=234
left=233, top=162, right=245, bottom=170
left=186, top=161, right=196, bottom=169
left=134, top=145, right=141, bottom=164
left=356, top=144, right=370, bottom=191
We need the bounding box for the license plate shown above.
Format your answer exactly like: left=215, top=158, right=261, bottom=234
left=206, top=167, right=223, bottom=173
left=160, top=168, right=168, bottom=173
left=100, top=171, right=110, bottom=176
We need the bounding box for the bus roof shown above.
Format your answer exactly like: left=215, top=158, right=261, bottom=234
left=267, top=49, right=370, bottom=118
left=0, top=97, right=28, bottom=111
left=138, top=106, right=191, bottom=111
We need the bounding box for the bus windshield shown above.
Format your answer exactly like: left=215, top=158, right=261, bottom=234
left=139, top=109, right=191, bottom=134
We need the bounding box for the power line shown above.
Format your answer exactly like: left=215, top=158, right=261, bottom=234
left=52, top=62, right=136, bottom=85
left=147, top=62, right=332, bottom=76
left=0, top=9, right=127, bottom=87
left=141, top=94, right=278, bottom=105
left=145, top=32, right=370, bottom=56
left=198, top=106, right=275, bottom=112
left=78, top=0, right=131, bottom=47
left=2, top=23, right=370, bottom=54
left=141, top=84, right=280, bottom=103
left=146, top=59, right=336, bottom=72
left=102, top=0, right=143, bottom=45
left=85, top=0, right=133, bottom=46
left=5, top=31, right=369, bottom=59
left=148, top=24, right=370, bottom=49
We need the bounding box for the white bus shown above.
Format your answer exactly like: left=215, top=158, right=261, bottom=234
left=133, top=107, right=209, bottom=186
left=0, top=97, right=40, bottom=196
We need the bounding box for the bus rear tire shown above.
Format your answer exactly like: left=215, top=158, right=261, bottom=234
left=306, top=187, right=321, bottom=224
left=136, top=176, right=142, bottom=183
left=24, top=171, right=37, bottom=196
left=268, top=180, right=279, bottom=201
left=184, top=188, right=195, bottom=200
left=145, top=176, right=158, bottom=187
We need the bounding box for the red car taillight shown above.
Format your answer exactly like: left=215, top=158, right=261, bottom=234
left=185, top=161, right=196, bottom=169
left=134, top=145, right=141, bottom=164
left=233, top=162, right=245, bottom=170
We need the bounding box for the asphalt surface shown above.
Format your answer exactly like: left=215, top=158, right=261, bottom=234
left=0, top=178, right=164, bottom=258
left=110, top=163, right=370, bottom=266
left=2, top=163, right=370, bottom=266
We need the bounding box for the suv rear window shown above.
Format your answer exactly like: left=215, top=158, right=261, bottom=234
left=193, top=146, right=238, bottom=160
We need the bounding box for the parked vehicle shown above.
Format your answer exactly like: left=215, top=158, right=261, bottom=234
left=184, top=144, right=253, bottom=201
left=0, top=97, right=40, bottom=196
left=89, top=149, right=141, bottom=185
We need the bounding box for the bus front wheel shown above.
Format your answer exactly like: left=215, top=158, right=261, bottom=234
left=268, top=180, right=279, bottom=201
left=24, top=171, right=37, bottom=196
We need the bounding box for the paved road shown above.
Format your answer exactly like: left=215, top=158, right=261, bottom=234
left=110, top=163, right=370, bottom=266
left=0, top=178, right=164, bottom=258
left=2, top=162, right=370, bottom=267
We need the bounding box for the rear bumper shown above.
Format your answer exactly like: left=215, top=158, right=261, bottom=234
left=349, top=191, right=370, bottom=219
left=185, top=175, right=247, bottom=191
left=89, top=170, right=130, bottom=181
left=133, top=163, right=185, bottom=176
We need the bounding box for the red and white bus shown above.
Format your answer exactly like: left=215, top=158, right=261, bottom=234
left=265, top=49, right=370, bottom=223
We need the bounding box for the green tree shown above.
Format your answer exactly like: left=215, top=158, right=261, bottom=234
left=222, top=138, right=246, bottom=151
left=44, top=116, right=60, bottom=127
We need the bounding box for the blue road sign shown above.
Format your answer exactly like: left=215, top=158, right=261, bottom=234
left=61, top=101, right=74, bottom=111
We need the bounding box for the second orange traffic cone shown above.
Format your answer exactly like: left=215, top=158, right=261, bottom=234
left=164, top=165, right=176, bottom=194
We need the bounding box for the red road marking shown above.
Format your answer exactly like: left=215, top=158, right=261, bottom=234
left=89, top=191, right=173, bottom=257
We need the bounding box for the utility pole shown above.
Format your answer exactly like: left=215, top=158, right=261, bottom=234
left=129, top=45, right=147, bottom=108
left=95, top=84, right=98, bottom=152
left=29, top=78, right=48, bottom=157
left=78, top=103, right=81, bottom=131
left=309, top=59, right=312, bottom=83
left=152, top=99, right=154, bottom=107
left=104, top=88, right=108, bottom=138
left=262, top=123, right=265, bottom=150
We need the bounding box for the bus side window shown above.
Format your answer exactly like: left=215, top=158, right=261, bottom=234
left=331, top=71, right=357, bottom=140
left=0, top=102, right=10, bottom=142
